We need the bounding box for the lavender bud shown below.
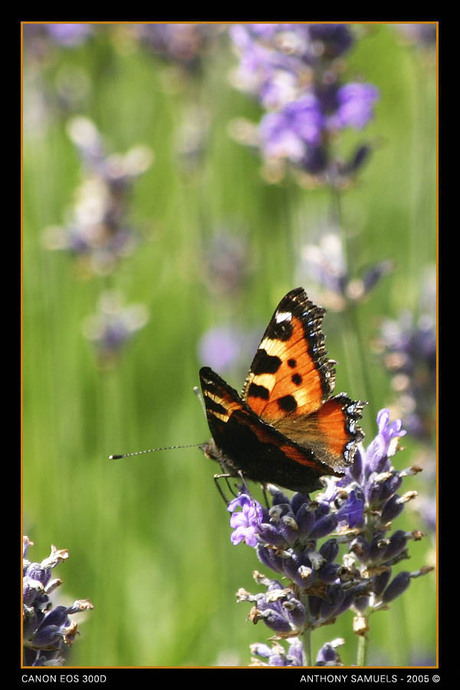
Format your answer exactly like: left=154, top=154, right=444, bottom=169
left=283, top=597, right=306, bottom=629
left=256, top=545, right=285, bottom=575
left=373, top=569, right=392, bottom=597
left=382, top=571, right=411, bottom=603
left=316, top=638, right=345, bottom=666
left=309, top=513, right=338, bottom=539
left=295, top=502, right=317, bottom=536
left=383, top=530, right=409, bottom=561
left=319, top=538, right=339, bottom=562
left=381, top=494, right=405, bottom=522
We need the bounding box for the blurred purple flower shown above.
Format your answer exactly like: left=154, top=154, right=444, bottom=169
left=375, top=309, right=436, bottom=443
left=45, top=23, right=93, bottom=47
left=198, top=324, right=260, bottom=376
left=259, top=95, right=323, bottom=161
left=332, top=83, right=380, bottom=130
left=230, top=24, right=355, bottom=106
left=132, top=23, right=222, bottom=70
left=42, top=116, right=153, bottom=276
left=260, top=83, right=378, bottom=165
left=299, top=231, right=394, bottom=311
left=394, top=23, right=437, bottom=50
left=203, top=232, right=252, bottom=296
left=198, top=327, right=242, bottom=372
left=23, top=23, right=93, bottom=60
left=229, top=23, right=379, bottom=181
left=83, top=290, right=149, bottom=365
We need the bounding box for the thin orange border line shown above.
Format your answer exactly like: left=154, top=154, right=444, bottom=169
left=20, top=19, right=440, bottom=671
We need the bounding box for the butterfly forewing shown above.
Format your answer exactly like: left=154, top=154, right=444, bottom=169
left=242, top=287, right=336, bottom=420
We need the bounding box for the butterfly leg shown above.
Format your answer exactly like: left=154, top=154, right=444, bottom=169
left=213, top=473, right=236, bottom=505
left=261, top=484, right=271, bottom=509
left=213, top=470, right=251, bottom=504
left=236, top=469, right=251, bottom=496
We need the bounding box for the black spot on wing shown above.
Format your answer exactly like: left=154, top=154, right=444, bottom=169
left=251, top=349, right=282, bottom=375
left=247, top=383, right=270, bottom=400
left=278, top=395, right=298, bottom=412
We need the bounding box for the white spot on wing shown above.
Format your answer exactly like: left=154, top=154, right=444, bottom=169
left=275, top=311, right=292, bottom=323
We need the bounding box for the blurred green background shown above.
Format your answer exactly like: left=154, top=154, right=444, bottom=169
left=22, top=23, right=437, bottom=667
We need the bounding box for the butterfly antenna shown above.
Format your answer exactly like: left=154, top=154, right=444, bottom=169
left=109, top=443, right=201, bottom=460
left=110, top=384, right=206, bottom=460
left=193, top=385, right=207, bottom=417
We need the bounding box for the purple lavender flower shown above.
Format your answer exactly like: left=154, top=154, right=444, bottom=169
left=228, top=24, right=300, bottom=109
left=374, top=292, right=437, bottom=538
left=250, top=637, right=305, bottom=666
left=229, top=23, right=379, bottom=181
left=394, top=23, right=437, bottom=50
left=198, top=325, right=260, bottom=376
left=202, top=232, right=252, bottom=296
left=237, top=572, right=307, bottom=636
left=230, top=24, right=355, bottom=107
left=228, top=487, right=365, bottom=637
left=83, top=291, right=149, bottom=365
left=333, top=410, right=434, bottom=624
left=259, top=83, right=378, bottom=166
left=42, top=116, right=152, bottom=276
left=250, top=635, right=345, bottom=667
left=228, top=494, right=264, bottom=547
left=299, top=231, right=394, bottom=311
left=23, top=537, right=94, bottom=666
left=376, top=309, right=436, bottom=443
left=226, top=409, right=433, bottom=666
left=132, top=23, right=222, bottom=70
left=23, top=23, right=93, bottom=60
left=44, top=23, right=93, bottom=47
left=331, top=83, right=380, bottom=130
left=198, top=327, right=243, bottom=373
left=259, top=95, right=323, bottom=162
left=316, top=638, right=345, bottom=666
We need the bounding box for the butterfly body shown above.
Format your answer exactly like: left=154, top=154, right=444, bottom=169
left=199, top=287, right=366, bottom=494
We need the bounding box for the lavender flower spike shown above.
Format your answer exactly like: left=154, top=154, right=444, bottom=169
left=227, top=408, right=433, bottom=667
left=23, top=537, right=94, bottom=666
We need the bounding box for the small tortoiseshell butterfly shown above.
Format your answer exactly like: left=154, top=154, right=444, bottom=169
left=199, top=287, right=366, bottom=494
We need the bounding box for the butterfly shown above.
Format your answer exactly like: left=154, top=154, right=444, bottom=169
left=199, top=287, right=366, bottom=494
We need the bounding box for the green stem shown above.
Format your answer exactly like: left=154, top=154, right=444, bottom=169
left=302, top=624, right=313, bottom=667
left=344, top=301, right=377, bottom=424
left=357, top=629, right=369, bottom=667
left=299, top=593, right=313, bottom=666
left=329, top=183, right=376, bottom=425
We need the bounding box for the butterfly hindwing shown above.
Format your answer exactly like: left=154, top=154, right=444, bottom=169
left=199, top=366, right=341, bottom=493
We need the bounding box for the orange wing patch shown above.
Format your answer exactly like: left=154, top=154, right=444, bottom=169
left=201, top=372, right=243, bottom=424
left=315, top=397, right=352, bottom=460
left=243, top=291, right=335, bottom=421
left=273, top=394, right=366, bottom=469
